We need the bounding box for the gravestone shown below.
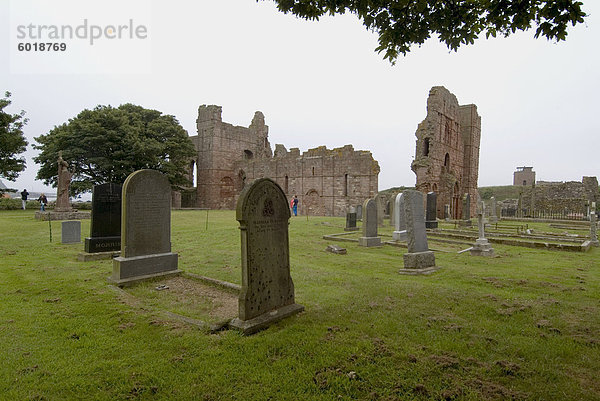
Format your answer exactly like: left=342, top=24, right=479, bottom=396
left=374, top=194, right=385, bottom=226
left=356, top=204, right=362, bottom=220
left=590, top=202, right=599, bottom=247
left=470, top=199, right=495, bottom=256
left=229, top=178, right=304, bottom=334
left=358, top=198, right=381, bottom=247
left=110, top=170, right=180, bottom=285
left=61, top=221, right=81, bottom=244
left=425, top=192, right=438, bottom=229
left=459, top=193, right=472, bottom=227
left=490, top=196, right=498, bottom=223
left=344, top=207, right=359, bottom=231
left=326, top=244, right=347, bottom=255
left=392, top=192, right=407, bottom=241
left=400, top=190, right=437, bottom=273
left=444, top=204, right=450, bottom=221
left=85, top=183, right=122, bottom=253
left=55, top=151, right=73, bottom=212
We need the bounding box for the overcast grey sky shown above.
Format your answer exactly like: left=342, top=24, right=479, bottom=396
left=1, top=0, right=599, bottom=194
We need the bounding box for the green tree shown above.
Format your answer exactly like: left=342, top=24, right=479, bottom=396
left=34, top=104, right=196, bottom=196
left=264, top=0, right=587, bottom=63
left=0, top=91, right=28, bottom=182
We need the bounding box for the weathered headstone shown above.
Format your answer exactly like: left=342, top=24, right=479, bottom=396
left=356, top=204, right=363, bottom=220
left=490, top=196, right=498, bottom=223
left=392, top=192, right=407, bottom=241
left=425, top=192, right=438, bottom=229
left=229, top=178, right=304, bottom=334
left=85, top=183, right=122, bottom=253
left=55, top=151, right=73, bottom=212
left=400, top=190, right=437, bottom=273
left=110, top=170, right=180, bottom=285
left=358, top=198, right=381, bottom=247
left=374, top=194, right=385, bottom=226
left=470, top=199, right=495, bottom=256
left=61, top=221, right=81, bottom=244
left=459, top=193, right=472, bottom=227
left=590, top=202, right=599, bottom=247
left=344, top=207, right=358, bottom=231
left=444, top=204, right=450, bottom=221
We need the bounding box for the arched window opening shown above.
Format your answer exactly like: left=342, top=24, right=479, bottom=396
left=523, top=180, right=527, bottom=186
left=312, top=166, right=315, bottom=176
left=444, top=153, right=450, bottom=172
left=444, top=122, right=451, bottom=143
left=432, top=183, right=437, bottom=192
left=344, top=174, right=349, bottom=197
left=423, top=138, right=430, bottom=156
left=244, top=150, right=253, bottom=159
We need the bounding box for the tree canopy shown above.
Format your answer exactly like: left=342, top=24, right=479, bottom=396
left=0, top=91, right=28, bottom=182
left=34, top=104, right=196, bottom=196
left=265, top=0, right=587, bottom=63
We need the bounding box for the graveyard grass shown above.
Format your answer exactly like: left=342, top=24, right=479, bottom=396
left=1, top=210, right=599, bottom=400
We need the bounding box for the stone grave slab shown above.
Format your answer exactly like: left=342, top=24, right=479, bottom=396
left=229, top=178, right=304, bottom=334
left=85, top=183, right=121, bottom=253
left=358, top=198, right=381, bottom=247
left=110, top=170, right=180, bottom=286
left=425, top=191, right=438, bottom=229
left=61, top=221, right=81, bottom=244
left=392, top=192, right=407, bottom=241
left=400, top=190, right=437, bottom=274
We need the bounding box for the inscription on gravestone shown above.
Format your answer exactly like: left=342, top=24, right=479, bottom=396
left=110, top=170, right=179, bottom=285
left=230, top=178, right=304, bottom=334
left=85, top=183, right=122, bottom=253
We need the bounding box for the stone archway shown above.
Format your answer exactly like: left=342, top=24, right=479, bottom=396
left=304, top=189, right=323, bottom=216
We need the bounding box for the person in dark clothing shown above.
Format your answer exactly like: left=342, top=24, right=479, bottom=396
left=37, top=193, right=48, bottom=211
left=20, top=189, right=29, bottom=210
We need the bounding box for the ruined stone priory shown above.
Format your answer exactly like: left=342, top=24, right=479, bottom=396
left=184, top=105, right=379, bottom=216
left=229, top=178, right=304, bottom=334
left=411, top=86, right=481, bottom=220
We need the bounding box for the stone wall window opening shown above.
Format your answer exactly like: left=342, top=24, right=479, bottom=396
left=312, top=166, right=315, bottom=176
left=284, top=175, right=289, bottom=194
left=423, top=138, right=430, bottom=156
left=344, top=173, right=349, bottom=197
left=523, top=180, right=527, bottom=186
left=444, top=122, right=451, bottom=143
left=244, top=150, right=254, bottom=160
left=190, top=160, right=197, bottom=187
left=444, top=153, right=450, bottom=172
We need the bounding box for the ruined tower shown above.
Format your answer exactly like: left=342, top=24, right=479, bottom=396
left=411, top=87, right=481, bottom=219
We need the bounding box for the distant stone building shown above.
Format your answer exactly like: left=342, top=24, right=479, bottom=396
left=185, top=105, right=379, bottom=216
left=411, top=86, right=481, bottom=219
left=514, top=166, right=535, bottom=186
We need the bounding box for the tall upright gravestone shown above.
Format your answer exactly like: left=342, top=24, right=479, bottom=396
left=358, top=198, right=381, bottom=247
left=110, top=170, right=180, bottom=285
left=85, top=183, right=121, bottom=253
left=230, top=178, right=304, bottom=334
left=590, top=202, right=599, bottom=247
left=425, top=192, right=438, bottom=229
left=344, top=207, right=358, bottom=231
left=400, top=190, right=437, bottom=274
left=392, top=192, right=407, bottom=241
left=460, top=193, right=472, bottom=226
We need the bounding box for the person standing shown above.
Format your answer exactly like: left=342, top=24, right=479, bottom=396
left=37, top=193, right=48, bottom=211
left=20, top=189, right=29, bottom=210
left=292, top=195, right=299, bottom=216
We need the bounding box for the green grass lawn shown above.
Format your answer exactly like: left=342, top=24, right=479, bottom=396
left=1, top=209, right=599, bottom=400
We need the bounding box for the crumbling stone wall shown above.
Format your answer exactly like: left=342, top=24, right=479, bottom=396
left=521, top=177, right=598, bottom=213
left=411, top=87, right=481, bottom=219
left=187, top=106, right=379, bottom=215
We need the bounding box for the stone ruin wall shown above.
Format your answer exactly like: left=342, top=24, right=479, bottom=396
left=520, top=177, right=599, bottom=212
left=185, top=105, right=379, bottom=216
left=411, top=86, right=481, bottom=219
left=235, top=145, right=379, bottom=216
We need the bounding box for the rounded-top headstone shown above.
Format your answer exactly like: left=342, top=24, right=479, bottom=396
left=121, top=169, right=172, bottom=258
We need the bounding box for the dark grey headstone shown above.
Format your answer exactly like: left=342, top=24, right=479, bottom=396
left=111, top=170, right=179, bottom=285
left=402, top=190, right=436, bottom=270
left=61, top=221, right=81, bottom=244
left=358, top=198, right=381, bottom=247
left=345, top=212, right=358, bottom=231
left=425, top=192, right=438, bottom=229
left=356, top=205, right=362, bottom=220
left=230, top=178, right=304, bottom=334
left=85, top=183, right=121, bottom=253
